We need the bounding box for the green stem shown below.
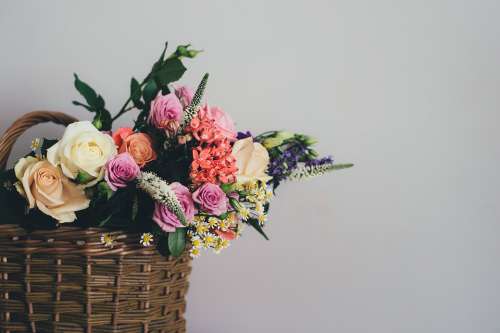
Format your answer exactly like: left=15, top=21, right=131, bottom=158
left=111, top=75, right=150, bottom=122
left=254, top=131, right=277, bottom=141
left=111, top=97, right=132, bottom=122
left=110, top=48, right=181, bottom=124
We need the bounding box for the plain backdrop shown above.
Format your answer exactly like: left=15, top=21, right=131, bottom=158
left=1, top=1, right=499, bottom=332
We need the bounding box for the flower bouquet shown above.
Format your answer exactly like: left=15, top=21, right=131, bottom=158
left=0, top=43, right=351, bottom=332
left=0, top=43, right=352, bottom=258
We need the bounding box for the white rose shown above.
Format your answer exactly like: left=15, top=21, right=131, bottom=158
left=47, top=121, right=117, bottom=185
left=232, top=137, right=272, bottom=183
left=14, top=156, right=90, bottom=223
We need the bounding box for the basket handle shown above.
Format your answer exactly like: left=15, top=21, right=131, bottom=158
left=0, top=111, right=78, bottom=171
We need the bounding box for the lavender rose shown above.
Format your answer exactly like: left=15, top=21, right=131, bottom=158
left=153, top=182, right=196, bottom=232
left=192, top=183, right=228, bottom=216
left=148, top=92, right=183, bottom=129
left=104, top=153, right=141, bottom=191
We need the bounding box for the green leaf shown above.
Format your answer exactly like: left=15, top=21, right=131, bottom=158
left=229, top=197, right=241, bottom=210
left=74, top=74, right=110, bottom=129
left=130, top=77, right=143, bottom=108
left=246, top=218, right=269, bottom=240
left=72, top=101, right=93, bottom=111
left=161, top=86, right=170, bottom=95
left=168, top=228, right=187, bottom=257
left=75, top=170, right=94, bottom=184
left=157, top=234, right=171, bottom=257
left=98, top=214, right=113, bottom=227
left=220, top=183, right=233, bottom=193
left=95, top=95, right=105, bottom=110
left=74, top=74, right=99, bottom=108
left=330, top=163, right=354, bottom=170
left=40, top=138, right=58, bottom=157
left=218, top=212, right=229, bottom=220
left=92, top=109, right=112, bottom=131
left=97, top=181, right=114, bottom=200
left=142, top=79, right=158, bottom=105
left=152, top=42, right=168, bottom=72
left=131, top=193, right=139, bottom=221
left=153, top=58, right=186, bottom=87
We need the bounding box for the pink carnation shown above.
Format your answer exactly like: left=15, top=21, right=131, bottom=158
left=152, top=182, right=196, bottom=232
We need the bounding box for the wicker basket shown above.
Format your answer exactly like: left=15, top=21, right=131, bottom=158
left=0, top=112, right=192, bottom=333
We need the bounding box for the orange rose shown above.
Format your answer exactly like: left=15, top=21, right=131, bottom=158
left=118, top=133, right=157, bottom=168
left=112, top=127, right=134, bottom=147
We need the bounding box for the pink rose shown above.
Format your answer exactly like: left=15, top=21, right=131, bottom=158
left=153, top=182, right=196, bottom=232
left=198, top=104, right=237, bottom=141
left=149, top=92, right=183, bottom=129
left=104, top=153, right=141, bottom=191
left=192, top=183, right=228, bottom=216
left=175, top=85, right=193, bottom=108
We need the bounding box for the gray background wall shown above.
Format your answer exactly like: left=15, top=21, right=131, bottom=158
left=1, top=1, right=499, bottom=332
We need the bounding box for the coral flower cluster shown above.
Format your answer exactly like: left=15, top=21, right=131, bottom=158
left=190, top=141, right=238, bottom=185
left=187, top=107, right=238, bottom=185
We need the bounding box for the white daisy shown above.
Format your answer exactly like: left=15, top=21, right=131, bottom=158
left=100, top=233, right=114, bottom=248
left=140, top=233, right=154, bottom=247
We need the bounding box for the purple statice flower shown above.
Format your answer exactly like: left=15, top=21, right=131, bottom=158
left=268, top=143, right=309, bottom=183
left=305, top=156, right=334, bottom=167
left=237, top=131, right=253, bottom=140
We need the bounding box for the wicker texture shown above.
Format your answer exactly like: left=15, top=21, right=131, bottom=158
left=0, top=112, right=192, bottom=333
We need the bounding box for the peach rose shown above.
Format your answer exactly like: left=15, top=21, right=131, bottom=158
left=14, top=156, right=90, bottom=223
left=118, top=132, right=157, bottom=168
left=232, top=137, right=272, bottom=183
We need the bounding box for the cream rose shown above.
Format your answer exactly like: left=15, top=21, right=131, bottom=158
left=14, top=156, right=90, bottom=223
left=47, top=121, right=117, bottom=185
left=232, top=137, right=272, bottom=183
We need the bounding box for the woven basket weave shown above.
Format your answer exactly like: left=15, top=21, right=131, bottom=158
left=0, top=112, right=192, bottom=333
